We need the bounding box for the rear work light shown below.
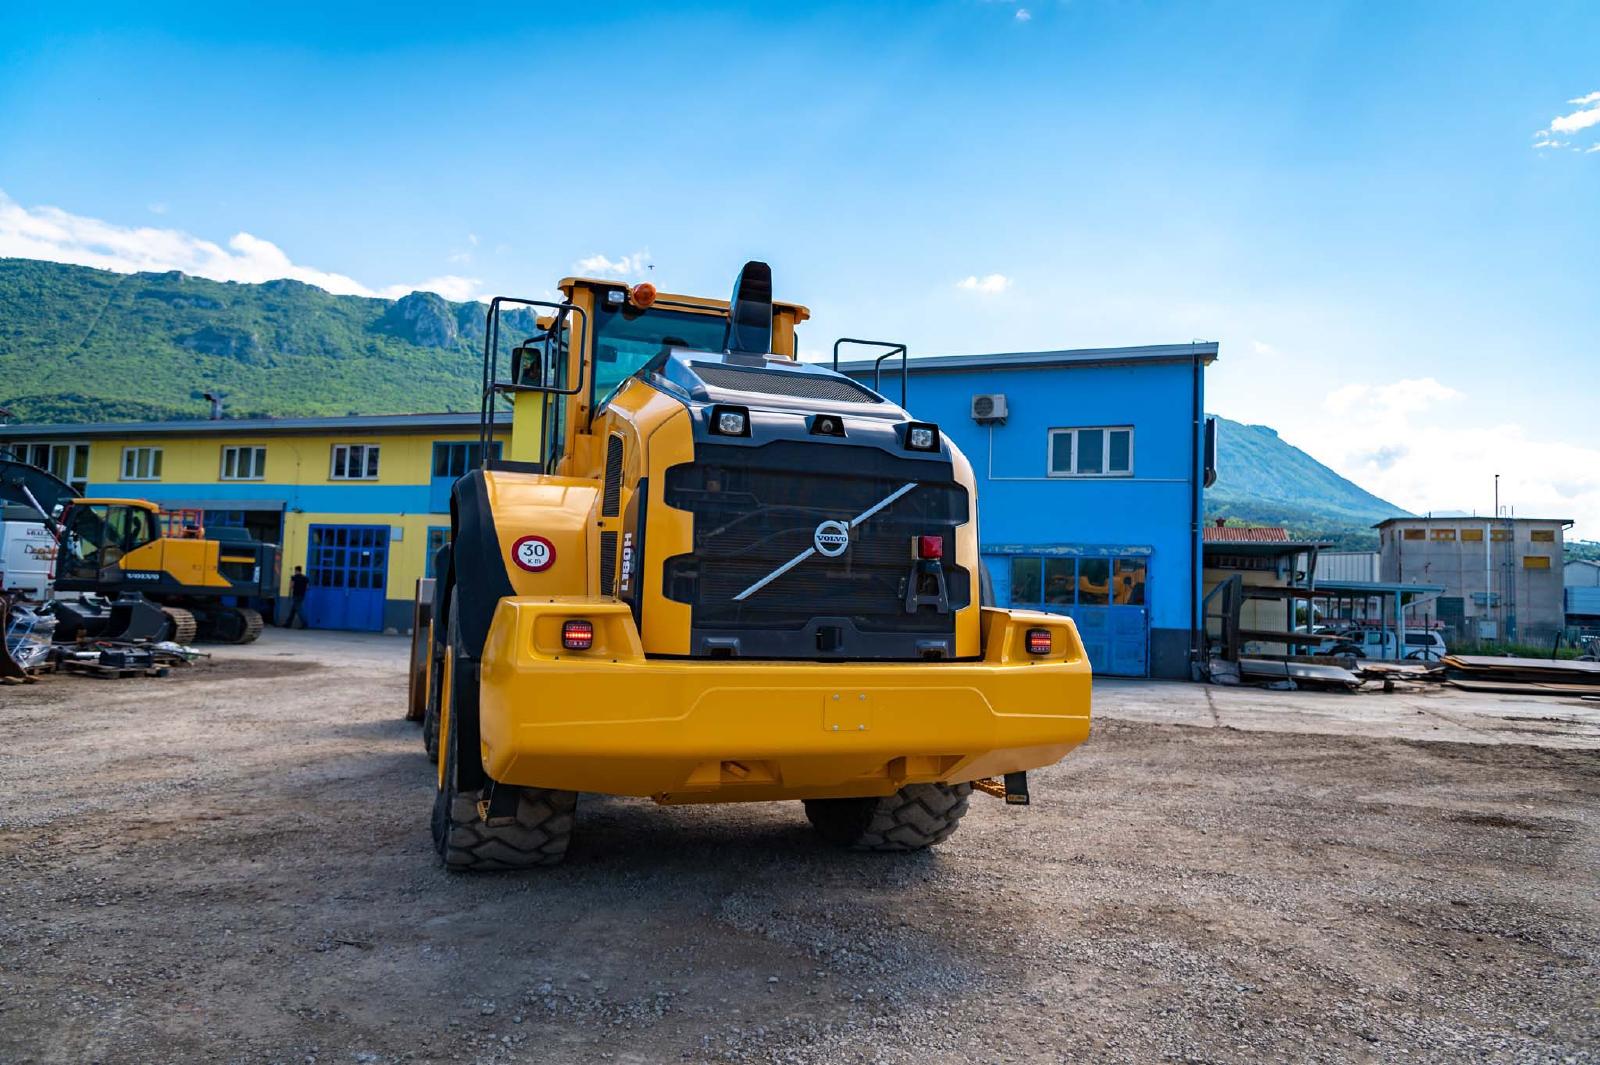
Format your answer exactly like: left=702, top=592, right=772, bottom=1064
left=1025, top=628, right=1052, bottom=656
left=914, top=535, right=944, bottom=560
left=562, top=619, right=594, bottom=651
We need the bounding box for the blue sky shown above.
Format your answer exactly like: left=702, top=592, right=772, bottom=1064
left=2, top=1, right=1597, bottom=535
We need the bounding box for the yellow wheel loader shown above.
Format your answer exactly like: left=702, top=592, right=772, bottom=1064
left=409, top=261, right=1091, bottom=870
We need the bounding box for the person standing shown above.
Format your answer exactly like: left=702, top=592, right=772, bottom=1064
left=284, top=565, right=309, bottom=628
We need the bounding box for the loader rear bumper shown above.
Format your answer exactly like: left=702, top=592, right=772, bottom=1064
left=476, top=598, right=1091, bottom=802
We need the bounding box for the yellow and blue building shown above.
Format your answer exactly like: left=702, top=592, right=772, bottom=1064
left=4, top=340, right=1218, bottom=675
left=2, top=412, right=506, bottom=632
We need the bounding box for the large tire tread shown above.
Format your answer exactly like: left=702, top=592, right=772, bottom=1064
left=430, top=596, right=576, bottom=871
left=804, top=782, right=972, bottom=852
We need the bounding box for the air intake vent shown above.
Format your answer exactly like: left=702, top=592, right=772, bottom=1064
left=599, top=530, right=618, bottom=596
left=692, top=364, right=882, bottom=404
left=602, top=434, right=624, bottom=517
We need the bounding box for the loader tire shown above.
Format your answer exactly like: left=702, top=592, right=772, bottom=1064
left=160, top=606, right=198, bottom=645
left=431, top=703, right=575, bottom=870
left=430, top=602, right=575, bottom=870
left=804, top=782, right=973, bottom=852
left=421, top=646, right=442, bottom=761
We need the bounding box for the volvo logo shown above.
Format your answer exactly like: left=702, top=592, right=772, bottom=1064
left=813, top=520, right=851, bottom=558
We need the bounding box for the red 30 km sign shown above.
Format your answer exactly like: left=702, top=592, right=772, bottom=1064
left=511, top=535, right=555, bottom=573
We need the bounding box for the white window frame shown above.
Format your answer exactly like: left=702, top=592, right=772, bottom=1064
left=17, top=440, right=91, bottom=492
left=220, top=445, right=267, bottom=481
left=1047, top=426, right=1134, bottom=478
left=330, top=443, right=380, bottom=481
left=120, top=445, right=164, bottom=482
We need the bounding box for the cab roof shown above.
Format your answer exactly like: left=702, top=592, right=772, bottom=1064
left=558, top=277, right=811, bottom=323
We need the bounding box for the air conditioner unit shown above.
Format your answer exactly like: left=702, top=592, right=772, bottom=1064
left=971, top=393, right=1008, bottom=424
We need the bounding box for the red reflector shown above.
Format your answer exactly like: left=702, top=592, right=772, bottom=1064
left=1026, top=628, right=1052, bottom=655
left=562, top=619, right=594, bottom=650
left=916, top=535, right=944, bottom=560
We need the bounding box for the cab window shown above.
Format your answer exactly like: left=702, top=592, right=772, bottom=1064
left=590, top=303, right=728, bottom=409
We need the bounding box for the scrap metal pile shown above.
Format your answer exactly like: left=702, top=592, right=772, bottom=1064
left=2, top=595, right=203, bottom=684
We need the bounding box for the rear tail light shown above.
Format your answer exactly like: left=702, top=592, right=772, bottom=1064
left=1025, top=628, right=1052, bottom=656
left=914, top=535, right=944, bottom=560
left=562, top=619, right=594, bottom=650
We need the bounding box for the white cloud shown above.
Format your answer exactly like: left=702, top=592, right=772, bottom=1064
left=1250, top=339, right=1278, bottom=357
left=0, top=188, right=483, bottom=301
left=147, top=202, right=168, bottom=215
left=1550, top=91, right=1600, bottom=134
left=1015, top=8, right=1032, bottom=21
left=1305, top=375, right=1600, bottom=535
left=1323, top=376, right=1460, bottom=419
left=956, top=273, right=1012, bottom=294
left=573, top=250, right=651, bottom=279
left=1533, top=90, right=1600, bottom=152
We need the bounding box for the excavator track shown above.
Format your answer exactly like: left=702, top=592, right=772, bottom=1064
left=226, top=607, right=265, bottom=644
left=160, top=606, right=199, bottom=645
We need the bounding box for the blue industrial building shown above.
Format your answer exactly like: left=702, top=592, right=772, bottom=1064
left=843, top=343, right=1218, bottom=679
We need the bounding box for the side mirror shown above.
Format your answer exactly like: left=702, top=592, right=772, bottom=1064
left=512, top=340, right=545, bottom=386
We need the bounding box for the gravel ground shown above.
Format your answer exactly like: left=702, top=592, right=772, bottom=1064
left=1, top=630, right=1596, bottom=1064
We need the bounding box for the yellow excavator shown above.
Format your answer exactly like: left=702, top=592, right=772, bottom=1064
left=409, top=261, right=1091, bottom=869
left=1, top=452, right=277, bottom=643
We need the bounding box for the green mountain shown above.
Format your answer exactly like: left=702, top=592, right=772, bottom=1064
left=0, top=257, right=494, bottom=423
left=1206, top=416, right=1409, bottom=549
left=1, top=259, right=1406, bottom=549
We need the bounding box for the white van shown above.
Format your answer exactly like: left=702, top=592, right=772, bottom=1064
left=0, top=506, right=56, bottom=600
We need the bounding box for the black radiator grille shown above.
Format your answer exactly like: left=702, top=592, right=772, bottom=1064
left=602, top=434, right=623, bottom=517
left=691, top=363, right=882, bottom=404
left=663, top=442, right=969, bottom=634
left=599, top=530, right=618, bottom=596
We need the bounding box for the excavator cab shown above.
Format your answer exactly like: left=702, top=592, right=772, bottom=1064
left=59, top=501, right=159, bottom=581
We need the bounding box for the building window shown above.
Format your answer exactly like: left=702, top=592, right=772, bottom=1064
left=1431, top=528, right=1456, bottom=541
left=425, top=526, right=450, bottom=578
left=120, top=446, right=163, bottom=481
left=1460, top=528, right=1483, bottom=542
left=431, top=440, right=502, bottom=478
left=1114, top=559, right=1147, bottom=605
left=1008, top=554, right=1144, bottom=608
left=1047, top=427, right=1133, bottom=477
left=330, top=444, right=380, bottom=480
left=221, top=446, right=266, bottom=481
left=14, top=441, right=91, bottom=493
left=1530, top=529, right=1555, bottom=543
left=1402, top=528, right=1426, bottom=541
left=1524, top=555, right=1551, bottom=570
left=1491, top=529, right=1512, bottom=542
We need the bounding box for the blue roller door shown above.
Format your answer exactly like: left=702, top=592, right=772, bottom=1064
left=304, top=524, right=389, bottom=632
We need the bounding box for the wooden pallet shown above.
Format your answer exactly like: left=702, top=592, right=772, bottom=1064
left=57, top=659, right=171, bottom=680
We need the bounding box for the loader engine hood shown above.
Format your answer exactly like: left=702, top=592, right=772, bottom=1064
left=648, top=350, right=973, bottom=661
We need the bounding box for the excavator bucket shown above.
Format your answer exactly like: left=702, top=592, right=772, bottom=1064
left=50, top=595, right=173, bottom=644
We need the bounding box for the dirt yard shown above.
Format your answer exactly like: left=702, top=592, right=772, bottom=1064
left=1, top=631, right=1596, bottom=1064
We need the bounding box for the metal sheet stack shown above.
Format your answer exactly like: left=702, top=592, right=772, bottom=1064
left=1441, top=655, right=1600, bottom=696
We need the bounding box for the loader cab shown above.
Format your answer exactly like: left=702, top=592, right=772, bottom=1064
left=483, top=269, right=811, bottom=473
left=59, top=500, right=159, bottom=580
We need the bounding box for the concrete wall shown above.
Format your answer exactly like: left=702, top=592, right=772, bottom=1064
left=1378, top=518, right=1567, bottom=642
left=1315, top=551, right=1379, bottom=583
